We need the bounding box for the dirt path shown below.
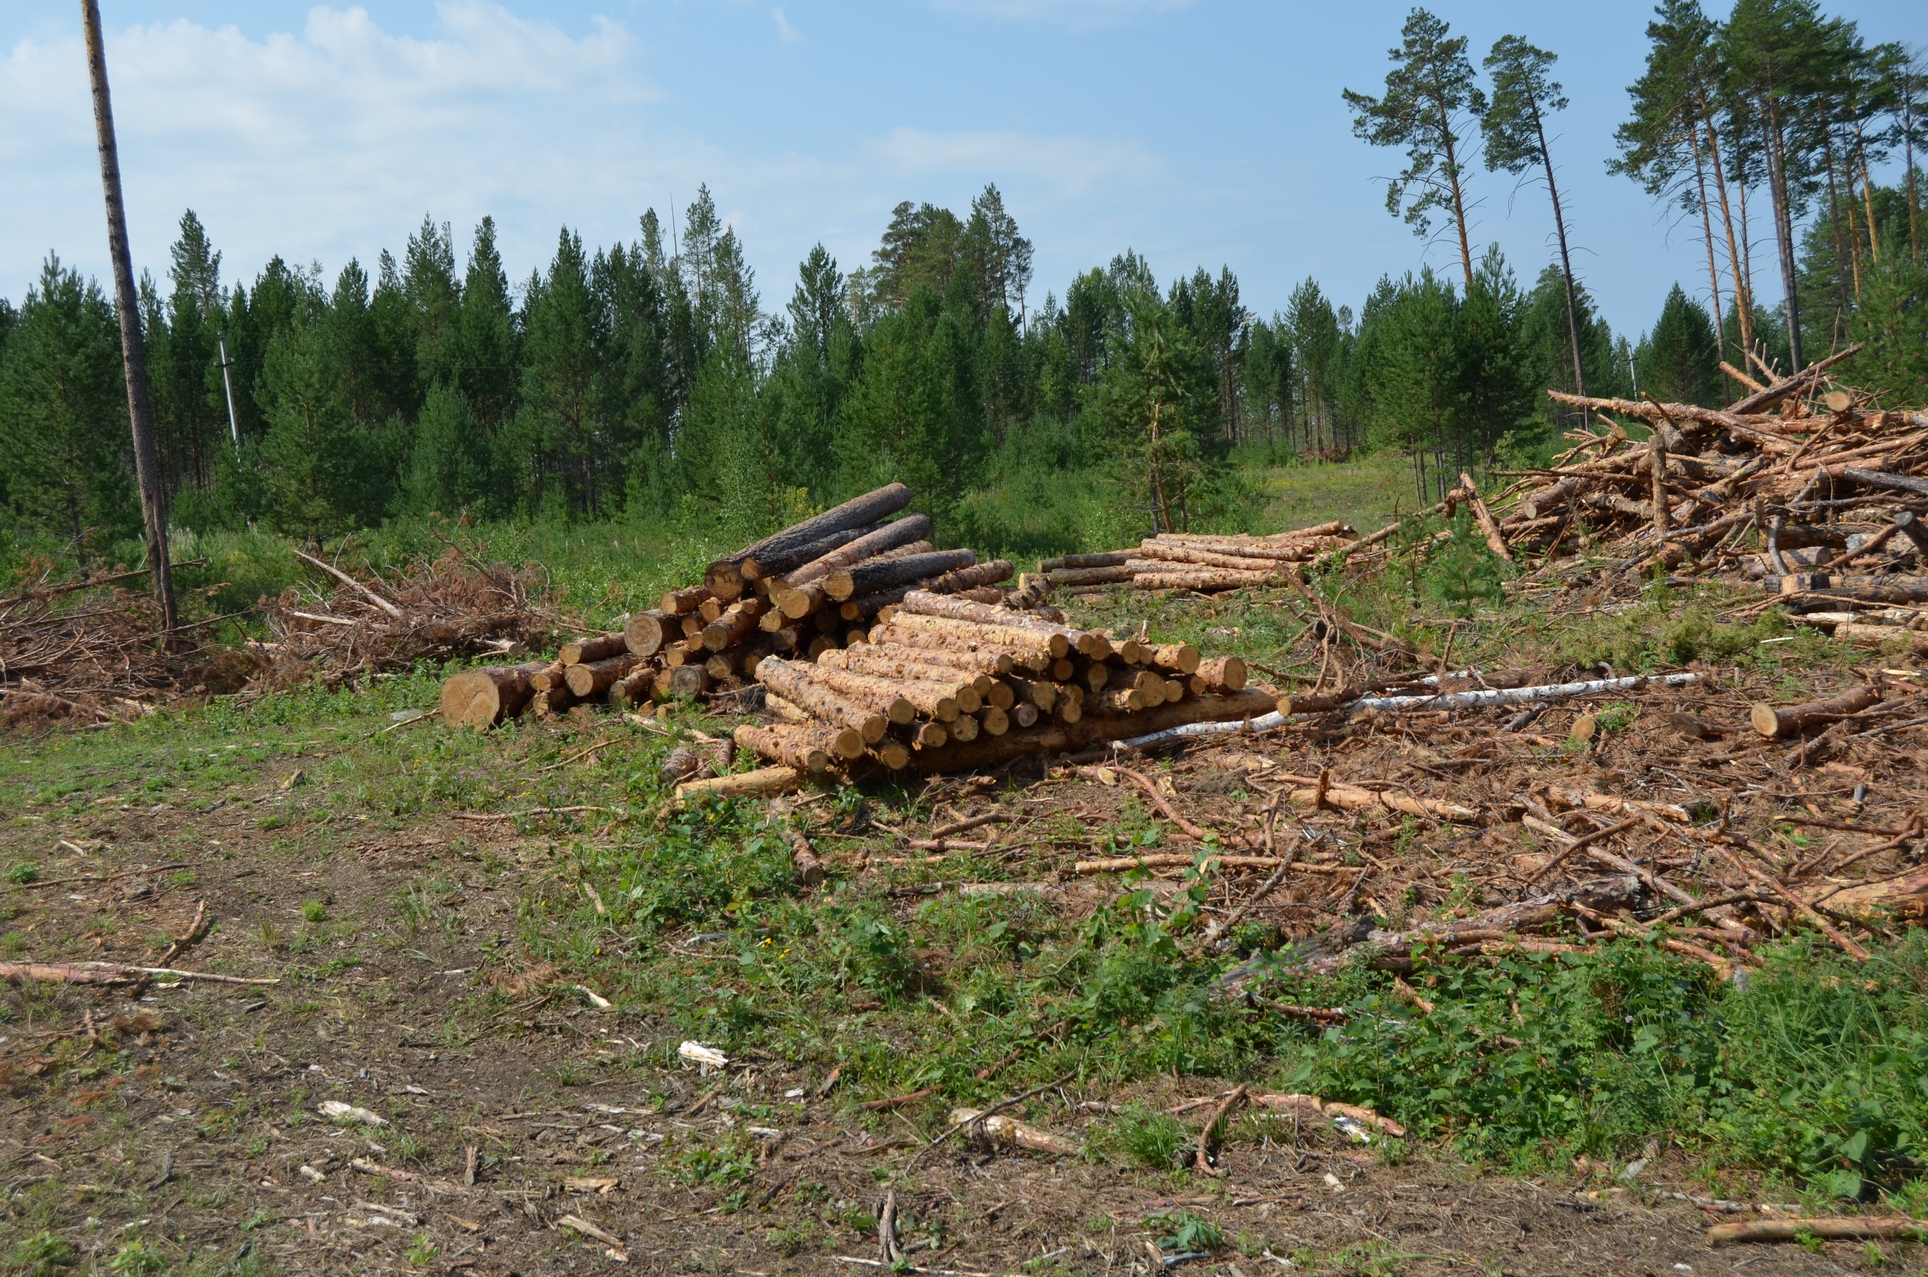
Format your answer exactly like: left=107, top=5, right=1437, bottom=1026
left=0, top=757, right=1903, bottom=1277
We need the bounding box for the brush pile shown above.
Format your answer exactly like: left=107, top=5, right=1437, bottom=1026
left=1457, top=348, right=1928, bottom=613
left=730, top=588, right=1269, bottom=779
left=1042, top=521, right=1358, bottom=595
left=0, top=576, right=226, bottom=728
left=439, top=485, right=1030, bottom=730
left=265, top=546, right=559, bottom=691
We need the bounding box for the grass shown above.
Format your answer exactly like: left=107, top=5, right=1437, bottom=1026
left=7, top=461, right=1928, bottom=1236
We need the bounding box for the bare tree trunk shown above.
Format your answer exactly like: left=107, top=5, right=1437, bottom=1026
left=1763, top=101, right=1805, bottom=370
left=1436, top=87, right=1476, bottom=294
left=1690, top=136, right=1728, bottom=392
left=1700, top=107, right=1756, bottom=365
left=1535, top=107, right=1585, bottom=399
left=81, top=0, right=175, bottom=638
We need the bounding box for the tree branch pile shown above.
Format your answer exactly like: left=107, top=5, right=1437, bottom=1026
left=1425, top=351, right=1928, bottom=613
left=0, top=579, right=241, bottom=728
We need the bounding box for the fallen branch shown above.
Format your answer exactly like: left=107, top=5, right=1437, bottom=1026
left=0, top=961, right=277, bottom=986
left=1709, top=1217, right=1928, bottom=1246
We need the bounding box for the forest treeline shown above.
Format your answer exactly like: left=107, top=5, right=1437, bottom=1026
left=0, top=0, right=1923, bottom=568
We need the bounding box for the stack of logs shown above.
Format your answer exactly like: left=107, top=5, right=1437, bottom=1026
left=1042, top=521, right=1358, bottom=595
left=734, top=588, right=1267, bottom=777
left=1468, top=348, right=1928, bottom=605
left=439, top=484, right=1023, bottom=730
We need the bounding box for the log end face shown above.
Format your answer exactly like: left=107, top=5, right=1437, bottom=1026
left=1750, top=702, right=1783, bottom=738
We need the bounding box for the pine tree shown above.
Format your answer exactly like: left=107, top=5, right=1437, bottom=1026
left=1285, top=279, right=1344, bottom=455
left=517, top=229, right=607, bottom=516
left=1635, top=284, right=1722, bottom=405
left=405, top=382, right=493, bottom=516
left=0, top=256, right=139, bottom=563
left=155, top=210, right=227, bottom=495
left=257, top=298, right=380, bottom=539
left=457, top=217, right=519, bottom=441
left=1483, top=35, right=1586, bottom=400
left=1343, top=8, right=1487, bottom=291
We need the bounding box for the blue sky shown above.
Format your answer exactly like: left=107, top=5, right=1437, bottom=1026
left=3, top=1, right=1921, bottom=340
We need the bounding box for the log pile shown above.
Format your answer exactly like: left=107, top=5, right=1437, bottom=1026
left=736, top=587, right=1268, bottom=775
left=1043, top=521, right=1358, bottom=595
left=1435, top=349, right=1928, bottom=607
left=440, top=484, right=1030, bottom=730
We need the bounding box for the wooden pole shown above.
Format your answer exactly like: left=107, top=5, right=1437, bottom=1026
left=80, top=0, right=175, bottom=638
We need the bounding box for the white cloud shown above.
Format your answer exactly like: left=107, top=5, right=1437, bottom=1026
left=929, top=0, right=1195, bottom=27
left=0, top=1, right=680, bottom=297
left=772, top=8, right=803, bottom=43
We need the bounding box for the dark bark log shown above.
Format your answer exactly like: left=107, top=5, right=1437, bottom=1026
left=780, top=515, right=932, bottom=590
left=927, top=560, right=1014, bottom=594
left=707, top=483, right=913, bottom=598
left=741, top=524, right=873, bottom=582
left=825, top=550, right=977, bottom=602
left=1751, top=684, right=1881, bottom=738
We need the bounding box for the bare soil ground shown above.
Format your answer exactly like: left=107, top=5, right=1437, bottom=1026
left=3, top=690, right=1917, bottom=1277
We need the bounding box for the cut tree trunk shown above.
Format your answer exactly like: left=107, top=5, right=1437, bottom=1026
left=660, top=585, right=711, bottom=616
left=440, top=662, right=549, bottom=730
left=825, top=550, right=977, bottom=602
left=1041, top=552, right=1130, bottom=571
left=1190, top=656, right=1247, bottom=693
left=667, top=665, right=710, bottom=698
left=741, top=524, right=875, bottom=583
left=756, top=657, right=890, bottom=742
left=707, top=483, right=913, bottom=599
left=1131, top=569, right=1288, bottom=592
left=560, top=633, right=628, bottom=666
left=623, top=611, right=667, bottom=659
left=926, top=560, right=1014, bottom=594
left=1048, top=566, right=1134, bottom=587
left=564, top=655, right=636, bottom=699
left=1150, top=643, right=1201, bottom=675
left=673, top=766, right=802, bottom=806
left=607, top=666, right=656, bottom=709
left=731, top=723, right=840, bottom=773
left=781, top=515, right=933, bottom=591
left=874, top=613, right=1068, bottom=660
left=819, top=648, right=985, bottom=700
left=702, top=598, right=765, bottom=651
left=1750, top=684, right=1881, bottom=738
left=896, top=589, right=1106, bottom=655
left=1458, top=473, right=1513, bottom=563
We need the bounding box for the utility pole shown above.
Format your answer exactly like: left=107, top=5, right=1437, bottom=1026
left=216, top=333, right=242, bottom=455
left=80, top=0, right=175, bottom=638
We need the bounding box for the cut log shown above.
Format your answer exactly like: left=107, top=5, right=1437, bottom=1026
left=1290, top=782, right=1477, bottom=822
left=1831, top=623, right=1928, bottom=651
left=1149, top=643, right=1201, bottom=675
left=1750, top=684, right=1881, bottom=738
left=660, top=585, right=711, bottom=616
left=1095, top=687, right=1148, bottom=713
left=667, top=665, right=711, bottom=698
left=1005, top=675, right=1056, bottom=712
left=1131, top=569, right=1289, bottom=592
left=1191, top=656, right=1247, bottom=693
left=1832, top=466, right=1928, bottom=498
left=927, top=559, right=1015, bottom=595
left=530, top=660, right=568, bottom=693
left=706, top=482, right=914, bottom=600
left=780, top=514, right=934, bottom=593
left=869, top=740, right=912, bottom=771
left=732, top=723, right=840, bottom=774
left=866, top=622, right=1050, bottom=672
left=982, top=679, right=1013, bottom=711
left=879, top=611, right=1070, bottom=659
left=909, top=721, right=949, bottom=750
left=861, top=641, right=1014, bottom=677
left=897, top=589, right=1108, bottom=657
left=1708, top=1217, right=1928, bottom=1246
left=702, top=597, right=765, bottom=651
left=1136, top=542, right=1317, bottom=570
left=530, top=685, right=578, bottom=717
left=1041, top=552, right=1130, bottom=571
left=741, top=524, right=874, bottom=582
left=704, top=653, right=735, bottom=681
left=565, top=654, right=637, bottom=698
left=673, top=766, right=802, bottom=806
left=818, top=648, right=982, bottom=704
left=1458, top=473, right=1513, bottom=562
left=1047, top=565, right=1135, bottom=587
left=623, top=611, right=668, bottom=659
left=1013, top=703, right=1039, bottom=728
left=756, top=657, right=890, bottom=742
left=560, top=633, right=628, bottom=666
left=608, top=666, right=656, bottom=709
left=825, top=549, right=978, bottom=602
left=978, top=705, right=1010, bottom=736
left=949, top=711, right=980, bottom=743
left=440, top=662, right=549, bottom=730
